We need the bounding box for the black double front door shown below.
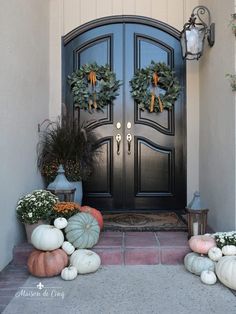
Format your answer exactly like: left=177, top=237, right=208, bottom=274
left=63, top=18, right=186, bottom=212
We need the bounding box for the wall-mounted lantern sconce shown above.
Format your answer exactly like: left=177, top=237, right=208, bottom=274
left=180, top=6, right=215, bottom=60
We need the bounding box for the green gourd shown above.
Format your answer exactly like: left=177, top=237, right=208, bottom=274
left=184, top=252, right=215, bottom=276
left=65, top=213, right=100, bottom=249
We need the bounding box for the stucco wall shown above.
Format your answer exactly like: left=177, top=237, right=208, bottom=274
left=199, top=0, right=236, bottom=230
left=0, top=0, right=49, bottom=270
left=49, top=0, right=200, bottom=202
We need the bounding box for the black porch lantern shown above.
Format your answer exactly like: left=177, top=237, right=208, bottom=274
left=180, top=6, right=215, bottom=60
left=186, top=191, right=209, bottom=238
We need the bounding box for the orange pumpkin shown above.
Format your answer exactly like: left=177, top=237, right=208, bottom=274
left=189, top=235, right=216, bottom=254
left=80, top=206, right=103, bottom=230
left=27, top=249, right=68, bottom=277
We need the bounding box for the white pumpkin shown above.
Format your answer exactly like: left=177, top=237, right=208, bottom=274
left=222, top=245, right=236, bottom=256
left=200, top=270, right=217, bottom=285
left=31, top=224, right=64, bottom=251
left=184, top=252, right=215, bottom=276
left=208, top=247, right=222, bottom=262
left=62, top=241, right=75, bottom=255
left=54, top=217, right=68, bottom=230
left=216, top=256, right=236, bottom=290
left=70, top=249, right=101, bottom=274
left=61, top=266, right=78, bottom=281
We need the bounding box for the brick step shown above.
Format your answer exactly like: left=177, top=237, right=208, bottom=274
left=13, top=231, right=191, bottom=266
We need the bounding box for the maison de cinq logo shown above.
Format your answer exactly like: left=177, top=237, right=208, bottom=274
left=15, top=282, right=65, bottom=300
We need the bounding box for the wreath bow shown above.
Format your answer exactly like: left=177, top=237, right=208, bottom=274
left=88, top=71, right=96, bottom=86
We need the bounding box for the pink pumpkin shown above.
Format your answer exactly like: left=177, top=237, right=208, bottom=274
left=189, top=235, right=216, bottom=254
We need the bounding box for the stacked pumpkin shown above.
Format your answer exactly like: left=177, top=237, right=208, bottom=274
left=27, top=205, right=103, bottom=281
left=184, top=234, right=236, bottom=290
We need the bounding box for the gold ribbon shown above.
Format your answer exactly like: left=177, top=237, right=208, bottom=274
left=93, top=93, right=97, bottom=109
left=88, top=71, right=96, bottom=86
left=149, top=72, right=160, bottom=112
left=153, top=72, right=159, bottom=87
left=88, top=71, right=97, bottom=109
left=150, top=93, right=155, bottom=112
left=88, top=99, right=93, bottom=111
left=158, top=96, right=163, bottom=112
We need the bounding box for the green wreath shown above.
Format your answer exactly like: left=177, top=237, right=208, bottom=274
left=130, top=61, right=180, bottom=113
left=68, top=63, right=121, bottom=112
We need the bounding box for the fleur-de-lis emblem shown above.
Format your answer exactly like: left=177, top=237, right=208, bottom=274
left=36, top=282, right=44, bottom=290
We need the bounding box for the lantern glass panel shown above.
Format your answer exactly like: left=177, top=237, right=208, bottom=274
left=187, top=209, right=209, bottom=238
left=188, top=26, right=205, bottom=53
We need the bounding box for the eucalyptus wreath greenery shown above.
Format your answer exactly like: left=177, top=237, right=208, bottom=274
left=37, top=119, right=97, bottom=183
left=16, top=190, right=58, bottom=224
left=68, top=63, right=121, bottom=112
left=130, top=61, right=180, bottom=113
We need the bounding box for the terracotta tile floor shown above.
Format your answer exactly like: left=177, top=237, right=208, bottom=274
left=0, top=231, right=190, bottom=312
left=13, top=231, right=191, bottom=266
left=94, top=231, right=190, bottom=265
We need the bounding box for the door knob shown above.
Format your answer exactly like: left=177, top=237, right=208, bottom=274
left=127, top=133, right=132, bottom=155
left=115, top=134, right=122, bottom=155
left=116, top=122, right=121, bottom=129
left=127, top=122, right=131, bottom=129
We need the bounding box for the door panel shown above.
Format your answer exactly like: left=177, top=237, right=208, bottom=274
left=135, top=138, right=174, bottom=195
left=63, top=19, right=186, bottom=211
left=64, top=24, right=124, bottom=210
left=124, top=23, right=185, bottom=210
left=85, top=138, right=113, bottom=196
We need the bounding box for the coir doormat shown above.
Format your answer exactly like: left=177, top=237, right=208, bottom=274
left=103, top=212, right=187, bottom=231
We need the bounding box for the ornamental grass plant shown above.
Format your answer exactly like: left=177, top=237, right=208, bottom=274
left=16, top=190, right=58, bottom=224
left=37, top=118, right=98, bottom=184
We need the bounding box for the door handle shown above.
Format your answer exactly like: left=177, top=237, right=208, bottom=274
left=127, top=133, right=132, bottom=155
left=115, top=134, right=122, bottom=155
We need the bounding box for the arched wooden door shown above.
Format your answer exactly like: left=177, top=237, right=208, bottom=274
left=63, top=16, right=186, bottom=212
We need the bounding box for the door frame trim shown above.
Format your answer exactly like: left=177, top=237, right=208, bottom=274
left=63, top=15, right=181, bottom=45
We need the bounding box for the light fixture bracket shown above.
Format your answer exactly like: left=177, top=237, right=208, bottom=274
left=180, top=5, right=215, bottom=60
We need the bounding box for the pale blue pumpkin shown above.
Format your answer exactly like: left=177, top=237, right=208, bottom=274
left=184, top=252, right=215, bottom=276
left=65, top=213, right=100, bottom=248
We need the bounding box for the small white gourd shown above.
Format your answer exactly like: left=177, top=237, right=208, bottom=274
left=61, top=266, right=78, bottom=280
left=222, top=245, right=236, bottom=256
left=208, top=247, right=222, bottom=262
left=62, top=241, right=75, bottom=255
left=200, top=270, right=217, bottom=285
left=54, top=217, right=68, bottom=230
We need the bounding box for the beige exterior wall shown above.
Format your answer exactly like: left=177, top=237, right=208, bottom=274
left=0, top=0, right=49, bottom=270
left=234, top=0, right=236, bottom=229
left=199, top=0, right=236, bottom=230
left=49, top=0, right=200, bottom=202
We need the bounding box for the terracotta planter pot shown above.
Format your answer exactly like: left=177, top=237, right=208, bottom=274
left=24, top=220, right=48, bottom=243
